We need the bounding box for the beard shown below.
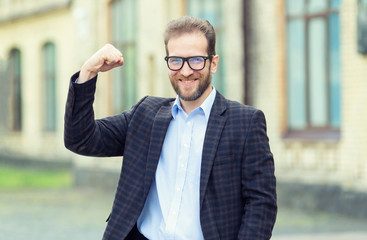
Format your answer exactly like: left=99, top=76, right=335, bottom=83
left=170, top=67, right=212, bottom=101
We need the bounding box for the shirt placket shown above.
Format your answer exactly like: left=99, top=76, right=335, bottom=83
left=165, top=115, right=193, bottom=237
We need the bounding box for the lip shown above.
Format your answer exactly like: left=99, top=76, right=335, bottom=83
left=179, top=78, right=198, bottom=86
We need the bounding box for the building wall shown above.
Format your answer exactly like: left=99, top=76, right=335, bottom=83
left=247, top=0, right=367, bottom=192
left=3, top=0, right=365, bottom=196
left=73, top=0, right=245, bottom=176
left=0, top=0, right=244, bottom=176
left=339, top=0, right=367, bottom=190
left=0, top=1, right=75, bottom=160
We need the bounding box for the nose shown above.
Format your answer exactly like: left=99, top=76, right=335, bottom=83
left=179, top=61, right=194, bottom=77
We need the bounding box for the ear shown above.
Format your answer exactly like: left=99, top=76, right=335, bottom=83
left=210, top=55, right=219, bottom=74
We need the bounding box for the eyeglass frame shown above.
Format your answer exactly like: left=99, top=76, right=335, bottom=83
left=164, top=55, right=211, bottom=71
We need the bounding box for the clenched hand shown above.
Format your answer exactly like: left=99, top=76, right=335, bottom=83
left=79, top=44, right=124, bottom=83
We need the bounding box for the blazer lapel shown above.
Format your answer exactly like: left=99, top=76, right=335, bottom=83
left=144, top=101, right=174, bottom=196
left=200, top=92, right=227, bottom=208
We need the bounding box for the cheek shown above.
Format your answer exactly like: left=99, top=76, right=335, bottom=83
left=168, top=71, right=177, bottom=79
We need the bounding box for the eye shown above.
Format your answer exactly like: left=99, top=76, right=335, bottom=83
left=189, top=57, right=204, bottom=63
left=169, top=58, right=182, bottom=64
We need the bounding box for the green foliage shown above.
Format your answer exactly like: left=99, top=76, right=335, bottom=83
left=0, top=165, right=72, bottom=189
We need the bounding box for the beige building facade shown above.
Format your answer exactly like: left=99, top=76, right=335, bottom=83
left=0, top=0, right=75, bottom=159
left=0, top=0, right=244, bottom=171
left=246, top=1, right=367, bottom=192
left=1, top=0, right=367, bottom=203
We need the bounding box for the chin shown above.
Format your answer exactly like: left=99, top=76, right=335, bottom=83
left=179, top=94, right=201, bottom=101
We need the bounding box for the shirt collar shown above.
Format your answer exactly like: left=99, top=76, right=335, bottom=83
left=171, top=87, right=217, bottom=122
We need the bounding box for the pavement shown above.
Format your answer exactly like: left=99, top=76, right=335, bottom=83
left=0, top=188, right=113, bottom=240
left=272, top=233, right=367, bottom=240
left=273, top=203, right=367, bottom=240
left=1, top=188, right=367, bottom=240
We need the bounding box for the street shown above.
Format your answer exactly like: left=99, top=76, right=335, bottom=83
left=1, top=188, right=367, bottom=240
left=272, top=233, right=367, bottom=240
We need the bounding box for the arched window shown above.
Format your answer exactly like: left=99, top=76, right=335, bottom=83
left=9, top=48, right=22, bottom=131
left=42, top=42, right=57, bottom=131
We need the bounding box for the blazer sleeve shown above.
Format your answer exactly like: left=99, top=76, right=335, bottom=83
left=238, top=109, right=277, bottom=240
left=64, top=72, right=145, bottom=157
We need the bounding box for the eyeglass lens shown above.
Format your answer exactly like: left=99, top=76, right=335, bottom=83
left=167, top=56, right=206, bottom=70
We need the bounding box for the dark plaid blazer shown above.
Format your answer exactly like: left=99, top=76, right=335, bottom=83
left=64, top=73, right=277, bottom=240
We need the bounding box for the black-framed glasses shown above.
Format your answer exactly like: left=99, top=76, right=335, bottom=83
left=164, top=56, right=210, bottom=71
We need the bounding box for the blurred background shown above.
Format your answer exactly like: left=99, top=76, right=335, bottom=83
left=1, top=0, right=367, bottom=239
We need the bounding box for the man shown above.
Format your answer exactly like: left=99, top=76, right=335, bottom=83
left=64, top=16, right=277, bottom=240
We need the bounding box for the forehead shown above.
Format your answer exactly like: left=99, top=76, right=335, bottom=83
left=167, top=32, right=208, bottom=57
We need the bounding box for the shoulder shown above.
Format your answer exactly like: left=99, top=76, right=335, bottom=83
left=141, top=96, right=175, bottom=106
left=128, top=96, right=174, bottom=116
left=213, top=93, right=267, bottom=127
left=215, top=92, right=260, bottom=116
left=136, top=96, right=174, bottom=110
left=226, top=98, right=257, bottom=113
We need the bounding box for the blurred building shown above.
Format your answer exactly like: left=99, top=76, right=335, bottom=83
left=0, top=0, right=76, bottom=162
left=247, top=0, right=367, bottom=217
left=1, top=0, right=367, bottom=214
left=0, top=0, right=244, bottom=180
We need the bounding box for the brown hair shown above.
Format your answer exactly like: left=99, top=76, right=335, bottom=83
left=164, top=16, right=216, bottom=57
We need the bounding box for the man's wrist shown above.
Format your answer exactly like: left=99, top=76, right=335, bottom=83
left=78, top=66, right=97, bottom=84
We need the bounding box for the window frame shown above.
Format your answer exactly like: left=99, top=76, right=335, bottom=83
left=284, top=0, right=341, bottom=140
left=8, top=48, right=22, bottom=132
left=42, top=42, right=57, bottom=132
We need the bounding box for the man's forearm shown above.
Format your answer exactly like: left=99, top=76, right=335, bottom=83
left=64, top=72, right=99, bottom=155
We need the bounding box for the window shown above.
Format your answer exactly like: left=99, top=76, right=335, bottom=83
left=9, top=48, right=22, bottom=132
left=286, top=0, right=341, bottom=138
left=110, top=0, right=137, bottom=113
left=187, top=0, right=225, bottom=94
left=42, top=42, right=57, bottom=132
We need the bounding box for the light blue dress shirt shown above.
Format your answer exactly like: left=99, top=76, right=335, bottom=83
left=137, top=88, right=216, bottom=240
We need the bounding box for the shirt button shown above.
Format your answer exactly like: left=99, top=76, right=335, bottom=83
left=176, top=187, right=181, bottom=192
